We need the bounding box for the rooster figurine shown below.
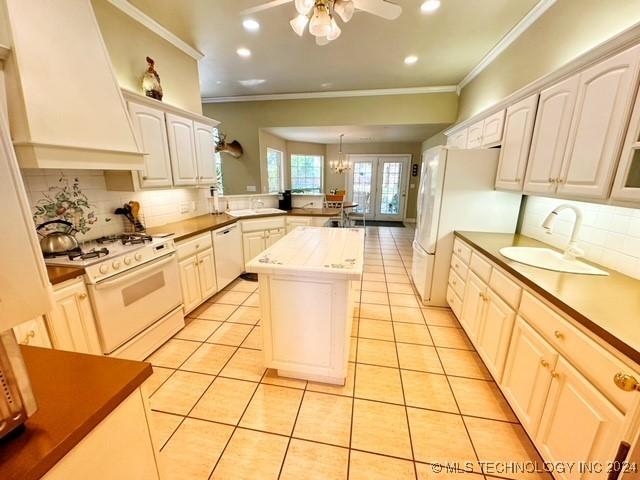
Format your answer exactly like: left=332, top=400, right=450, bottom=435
left=142, top=56, right=163, bottom=101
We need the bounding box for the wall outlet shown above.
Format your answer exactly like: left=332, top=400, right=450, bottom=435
left=246, top=185, right=257, bottom=192
left=180, top=202, right=189, bottom=214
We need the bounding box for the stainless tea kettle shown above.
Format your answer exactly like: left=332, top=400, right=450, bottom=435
left=36, top=220, right=79, bottom=255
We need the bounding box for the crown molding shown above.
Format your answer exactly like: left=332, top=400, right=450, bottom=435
left=202, top=85, right=458, bottom=103
left=107, top=0, right=204, bottom=60
left=456, top=0, right=557, bottom=94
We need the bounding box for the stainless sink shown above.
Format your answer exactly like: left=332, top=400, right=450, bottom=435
left=499, top=247, right=608, bottom=276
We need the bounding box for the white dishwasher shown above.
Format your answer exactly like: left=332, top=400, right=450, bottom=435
left=212, top=223, right=244, bottom=289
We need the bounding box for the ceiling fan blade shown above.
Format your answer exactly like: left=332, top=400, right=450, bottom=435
left=353, top=0, right=402, bottom=20
left=240, top=0, right=293, bottom=16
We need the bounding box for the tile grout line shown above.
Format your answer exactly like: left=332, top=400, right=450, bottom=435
left=276, top=373, right=308, bottom=479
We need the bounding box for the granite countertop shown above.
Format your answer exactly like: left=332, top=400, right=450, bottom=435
left=146, top=208, right=345, bottom=242
left=0, top=346, right=152, bottom=480
left=456, top=231, right=640, bottom=364
left=46, top=265, right=85, bottom=285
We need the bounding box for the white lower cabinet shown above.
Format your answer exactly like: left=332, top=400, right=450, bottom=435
left=502, top=317, right=558, bottom=435
left=536, top=357, right=626, bottom=479
left=475, top=289, right=516, bottom=381
left=13, top=316, right=51, bottom=348
left=460, top=271, right=486, bottom=342
left=46, top=279, right=101, bottom=355
left=176, top=233, right=218, bottom=314
left=450, top=238, right=640, bottom=475
left=243, top=231, right=267, bottom=263
left=266, top=228, right=285, bottom=247
left=241, top=217, right=287, bottom=265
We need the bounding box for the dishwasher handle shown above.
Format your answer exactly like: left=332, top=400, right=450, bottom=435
left=216, top=225, right=237, bottom=235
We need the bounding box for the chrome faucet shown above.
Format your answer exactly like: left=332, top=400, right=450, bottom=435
left=251, top=198, right=264, bottom=210
left=542, top=204, right=584, bottom=260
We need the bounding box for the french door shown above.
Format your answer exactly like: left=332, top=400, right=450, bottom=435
left=346, top=155, right=410, bottom=221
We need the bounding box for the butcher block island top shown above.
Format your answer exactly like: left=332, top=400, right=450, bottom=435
left=246, top=226, right=365, bottom=280
left=247, top=227, right=365, bottom=385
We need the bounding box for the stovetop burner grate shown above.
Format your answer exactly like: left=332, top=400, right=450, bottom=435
left=68, top=247, right=110, bottom=261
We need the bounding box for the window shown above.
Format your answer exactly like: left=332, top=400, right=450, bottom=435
left=214, top=129, right=223, bottom=193
left=290, top=154, right=323, bottom=193
left=266, top=148, right=284, bottom=193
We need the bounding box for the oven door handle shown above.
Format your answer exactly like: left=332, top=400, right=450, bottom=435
left=93, top=253, right=176, bottom=290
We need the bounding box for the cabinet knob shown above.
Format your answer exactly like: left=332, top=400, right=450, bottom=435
left=457, top=248, right=462, bottom=253
left=548, top=177, right=556, bottom=183
left=550, top=370, right=560, bottom=379
left=554, top=330, right=564, bottom=339
left=613, top=373, right=640, bottom=392
left=78, top=292, right=88, bottom=300
left=452, top=279, right=457, bottom=285
left=540, top=359, right=549, bottom=368
left=515, top=177, right=521, bottom=182
left=455, top=263, right=459, bottom=269
left=556, top=177, right=564, bottom=184
left=142, top=176, right=148, bottom=180
left=22, top=330, right=35, bottom=345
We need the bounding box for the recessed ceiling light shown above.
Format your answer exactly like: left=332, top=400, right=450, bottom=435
left=237, top=47, right=252, bottom=58
left=243, top=19, right=260, bottom=32
left=404, top=55, right=418, bottom=65
left=238, top=79, right=266, bottom=86
left=420, top=0, right=440, bottom=13
left=320, top=82, right=332, bottom=88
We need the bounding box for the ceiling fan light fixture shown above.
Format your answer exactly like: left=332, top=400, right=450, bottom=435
left=290, top=14, right=309, bottom=36
left=294, top=0, right=314, bottom=15
left=315, top=35, right=330, bottom=46
left=309, top=5, right=332, bottom=37
left=327, top=18, right=341, bottom=40
left=334, top=0, right=355, bottom=22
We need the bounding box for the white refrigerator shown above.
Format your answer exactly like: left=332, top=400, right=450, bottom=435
left=411, top=146, right=522, bottom=306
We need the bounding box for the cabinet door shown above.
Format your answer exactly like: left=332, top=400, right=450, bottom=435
left=481, top=110, right=505, bottom=147
left=459, top=271, right=486, bottom=342
left=13, top=316, right=51, bottom=348
left=495, top=94, right=539, bottom=191
left=447, top=129, right=468, bottom=149
left=243, top=231, right=267, bottom=264
left=179, top=257, right=202, bottom=314
left=47, top=281, right=102, bottom=355
left=194, top=121, right=217, bottom=185
left=467, top=121, right=484, bottom=148
left=197, top=248, right=218, bottom=300
left=128, top=102, right=173, bottom=188
left=475, top=289, right=516, bottom=382
left=559, top=44, right=640, bottom=199
left=524, top=75, right=580, bottom=195
left=536, top=357, right=626, bottom=479
left=166, top=113, right=198, bottom=186
left=501, top=317, right=558, bottom=436
left=266, top=228, right=285, bottom=247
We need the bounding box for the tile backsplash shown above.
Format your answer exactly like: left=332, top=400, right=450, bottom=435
left=21, top=169, right=209, bottom=241
left=521, top=195, right=640, bottom=279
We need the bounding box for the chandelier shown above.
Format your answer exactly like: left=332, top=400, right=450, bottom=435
left=290, top=0, right=355, bottom=45
left=330, top=134, right=352, bottom=173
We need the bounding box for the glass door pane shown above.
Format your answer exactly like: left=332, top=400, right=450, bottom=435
left=352, top=161, right=373, bottom=214
left=379, top=162, right=402, bottom=215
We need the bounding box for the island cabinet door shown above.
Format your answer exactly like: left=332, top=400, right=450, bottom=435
left=501, top=317, right=557, bottom=436
left=459, top=271, right=486, bottom=342
left=475, top=289, right=516, bottom=382
left=535, top=357, right=626, bottom=479
left=179, top=256, right=202, bottom=314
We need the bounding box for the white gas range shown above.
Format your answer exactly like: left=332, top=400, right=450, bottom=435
left=44, top=233, right=185, bottom=360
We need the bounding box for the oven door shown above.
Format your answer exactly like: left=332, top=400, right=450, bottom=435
left=88, top=253, right=181, bottom=354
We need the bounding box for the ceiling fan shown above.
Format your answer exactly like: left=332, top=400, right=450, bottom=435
left=241, top=0, right=402, bottom=45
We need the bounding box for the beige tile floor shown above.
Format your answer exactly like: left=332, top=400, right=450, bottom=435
left=144, top=226, right=549, bottom=480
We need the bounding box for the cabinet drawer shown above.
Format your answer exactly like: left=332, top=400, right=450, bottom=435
left=448, top=268, right=465, bottom=299
left=489, top=267, right=521, bottom=309
left=520, top=291, right=639, bottom=413
left=469, top=252, right=492, bottom=283
left=176, top=232, right=213, bottom=260
left=450, top=254, right=468, bottom=280
left=452, top=238, right=472, bottom=264
left=447, top=286, right=462, bottom=319
left=241, top=217, right=286, bottom=233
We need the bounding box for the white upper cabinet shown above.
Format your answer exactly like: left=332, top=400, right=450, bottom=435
left=612, top=73, right=640, bottom=202
left=447, top=128, right=468, bottom=149
left=194, top=122, right=217, bottom=185
left=128, top=102, right=173, bottom=188
left=466, top=121, right=484, bottom=148
left=524, top=75, right=580, bottom=195
left=558, top=44, right=640, bottom=199
left=495, top=94, right=539, bottom=191
left=481, top=110, right=506, bottom=147
left=166, top=113, right=198, bottom=186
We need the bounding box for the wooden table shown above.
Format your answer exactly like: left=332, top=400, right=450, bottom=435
left=246, top=226, right=364, bottom=384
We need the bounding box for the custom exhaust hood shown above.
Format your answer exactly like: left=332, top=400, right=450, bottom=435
left=1, top=0, right=144, bottom=170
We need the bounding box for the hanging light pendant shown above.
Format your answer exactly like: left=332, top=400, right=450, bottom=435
left=294, top=0, right=314, bottom=15
left=334, top=0, right=355, bottom=22
left=330, top=134, right=351, bottom=173
left=290, top=14, right=309, bottom=36
left=309, top=3, right=332, bottom=37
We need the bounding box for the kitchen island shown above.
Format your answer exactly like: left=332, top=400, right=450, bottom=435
left=246, top=226, right=364, bottom=385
